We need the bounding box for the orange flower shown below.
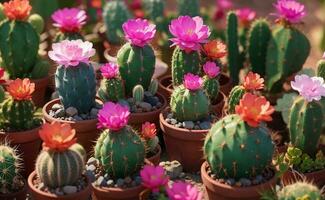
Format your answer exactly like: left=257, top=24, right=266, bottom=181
left=91, top=0, right=101, bottom=9
left=39, top=122, right=77, bottom=152
left=6, top=78, right=35, bottom=101
left=243, top=72, right=264, bottom=90
left=3, top=0, right=31, bottom=21
left=141, top=122, right=157, bottom=139
left=203, top=40, right=227, bottom=60
left=235, top=93, right=274, bottom=127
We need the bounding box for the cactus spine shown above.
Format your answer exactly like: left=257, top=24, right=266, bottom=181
left=117, top=43, right=156, bottom=95
left=289, top=96, right=323, bottom=157
left=227, top=86, right=246, bottom=113
left=55, top=62, right=96, bottom=114
left=94, top=126, right=145, bottom=178
left=35, top=144, right=86, bottom=188
left=177, top=0, right=200, bottom=17
left=148, top=79, right=158, bottom=95
left=133, top=85, right=144, bottom=103
left=248, top=19, right=271, bottom=77
left=170, top=85, right=210, bottom=122
left=172, top=47, right=201, bottom=86
left=277, top=181, right=322, bottom=200
left=98, top=77, right=125, bottom=103
left=316, top=59, right=325, bottom=80
left=203, top=76, right=220, bottom=103
left=204, top=115, right=274, bottom=179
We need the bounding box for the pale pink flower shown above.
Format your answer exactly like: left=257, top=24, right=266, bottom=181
left=97, top=102, right=130, bottom=131
left=122, top=18, right=156, bottom=47
left=183, top=73, right=203, bottom=91
left=203, top=62, right=220, bottom=79
left=167, top=181, right=203, bottom=200
left=236, top=8, right=256, bottom=27
left=52, top=8, right=87, bottom=33
left=100, top=63, right=119, bottom=79
left=140, top=165, right=169, bottom=192
left=169, top=16, right=210, bottom=53
left=291, top=74, right=325, bottom=102
left=274, top=0, right=306, bottom=23
left=48, top=40, right=95, bottom=67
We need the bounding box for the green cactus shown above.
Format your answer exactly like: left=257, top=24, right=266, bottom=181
left=94, top=126, right=145, bottom=178
left=35, top=143, right=86, bottom=188
left=204, top=114, right=274, bottom=179
left=54, top=32, right=84, bottom=43
left=289, top=96, right=323, bottom=157
left=0, top=3, right=5, bottom=22
left=146, top=136, right=159, bottom=153
left=277, top=181, right=322, bottom=200
left=30, top=58, right=50, bottom=79
left=55, top=62, right=96, bottom=114
left=172, top=47, right=201, bottom=86
left=227, top=86, right=246, bottom=113
left=133, top=85, right=144, bottom=103
left=275, top=93, right=298, bottom=124
left=29, top=0, right=59, bottom=21
left=0, top=85, right=4, bottom=103
left=142, top=0, right=165, bottom=26
left=248, top=19, right=271, bottom=77
left=0, top=145, right=21, bottom=194
left=98, top=77, right=125, bottom=103
left=148, top=79, right=158, bottom=95
left=203, top=76, right=220, bottom=103
left=226, top=12, right=241, bottom=84
left=316, top=59, right=325, bottom=80
left=117, top=43, right=156, bottom=95
left=28, top=14, right=44, bottom=34
left=103, top=0, right=131, bottom=45
left=265, top=26, right=310, bottom=93
left=170, top=85, right=210, bottom=122
left=177, top=0, right=200, bottom=17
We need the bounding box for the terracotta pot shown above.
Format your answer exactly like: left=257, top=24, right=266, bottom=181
left=0, top=126, right=42, bottom=178
left=158, top=74, right=173, bottom=103
left=210, top=92, right=226, bottom=117
left=159, top=107, right=208, bottom=172
left=28, top=171, right=91, bottom=200
left=139, top=189, right=151, bottom=200
left=281, top=169, right=325, bottom=188
left=0, top=180, right=27, bottom=200
left=147, top=144, right=162, bottom=166
left=42, top=99, right=101, bottom=156
left=201, top=162, right=277, bottom=200
left=219, top=73, right=232, bottom=96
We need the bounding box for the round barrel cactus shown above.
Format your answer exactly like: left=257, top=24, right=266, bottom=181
left=277, top=181, right=322, bottom=200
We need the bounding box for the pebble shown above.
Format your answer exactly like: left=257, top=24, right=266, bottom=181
left=51, top=91, right=59, bottom=100
left=165, top=118, right=171, bottom=123
left=170, top=119, right=177, bottom=125
left=167, top=113, right=173, bottom=119
left=175, top=123, right=182, bottom=128
left=90, top=108, right=99, bottom=117
left=139, top=102, right=152, bottom=112
left=117, top=99, right=130, bottom=108
left=80, top=114, right=88, bottom=120
left=55, top=188, right=64, bottom=196
left=124, top=177, right=132, bottom=184
left=225, top=178, right=235, bottom=186
left=183, top=121, right=195, bottom=129
left=97, top=176, right=107, bottom=187
left=52, top=104, right=62, bottom=111
left=199, top=121, right=211, bottom=130
left=66, top=107, right=78, bottom=117
left=116, top=179, right=124, bottom=187
left=106, top=179, right=114, bottom=186
left=87, top=157, right=97, bottom=165
left=95, top=102, right=103, bottom=109
left=144, top=91, right=153, bottom=97
left=252, top=175, right=263, bottom=185
left=134, top=176, right=142, bottom=185
left=239, top=178, right=252, bottom=187
left=145, top=96, right=159, bottom=106
left=63, top=186, right=77, bottom=194
left=73, top=115, right=83, bottom=121
left=85, top=170, right=96, bottom=182
left=162, top=160, right=183, bottom=179
left=210, top=174, right=217, bottom=180
left=194, top=125, right=200, bottom=130
left=55, top=109, right=65, bottom=118
left=179, top=172, right=186, bottom=178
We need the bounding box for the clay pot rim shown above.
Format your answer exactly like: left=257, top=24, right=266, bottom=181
left=0, top=178, right=27, bottom=198
left=28, top=171, right=91, bottom=198
left=147, top=144, right=162, bottom=161
left=158, top=74, right=173, bottom=93
left=130, top=92, right=167, bottom=118
left=211, top=92, right=226, bottom=107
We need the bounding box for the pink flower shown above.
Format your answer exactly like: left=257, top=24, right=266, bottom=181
left=122, top=18, right=156, bottom=47
left=169, top=16, right=210, bottom=53
left=167, top=181, right=203, bottom=200
left=100, top=63, right=119, bottom=79
left=274, top=0, right=306, bottom=23
left=183, top=73, right=203, bottom=91
left=214, top=0, right=233, bottom=20
left=291, top=75, right=325, bottom=102
left=0, top=68, right=5, bottom=84
left=236, top=8, right=256, bottom=27
left=140, top=165, right=169, bottom=192
left=97, top=102, right=130, bottom=131
left=52, top=8, right=87, bottom=33
left=203, top=62, right=220, bottom=79
left=48, top=40, right=95, bottom=67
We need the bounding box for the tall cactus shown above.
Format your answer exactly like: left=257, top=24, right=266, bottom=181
left=277, top=181, right=323, bottom=200
left=203, top=77, right=220, bottom=103
left=177, top=0, right=200, bottom=17
left=142, top=0, right=165, bottom=25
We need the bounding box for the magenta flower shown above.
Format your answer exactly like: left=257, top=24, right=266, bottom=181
left=140, top=165, right=169, bottom=192
left=236, top=8, right=256, bottom=27
left=52, top=8, right=87, bottom=33
left=48, top=40, right=95, bottom=67
left=203, top=62, right=220, bottom=79
left=291, top=75, right=325, bottom=102
left=183, top=73, right=203, bottom=91
left=122, top=18, right=156, bottom=47
left=97, top=102, right=130, bottom=131
left=274, top=0, right=306, bottom=23
left=167, top=181, right=203, bottom=200
left=169, top=16, right=210, bottom=53
left=214, top=0, right=233, bottom=20
left=100, top=63, right=119, bottom=79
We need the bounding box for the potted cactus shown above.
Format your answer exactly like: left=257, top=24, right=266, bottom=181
left=28, top=122, right=91, bottom=200
left=0, top=78, right=43, bottom=177
left=87, top=102, right=148, bottom=200
left=201, top=93, right=277, bottom=200
left=0, top=0, right=50, bottom=107
left=140, top=122, right=161, bottom=165
left=0, top=144, right=27, bottom=200
left=43, top=39, right=102, bottom=155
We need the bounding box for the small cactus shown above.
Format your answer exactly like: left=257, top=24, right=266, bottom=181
left=228, top=85, right=245, bottom=113
left=277, top=181, right=323, bottom=200
left=133, top=85, right=144, bottom=103
left=27, top=13, right=44, bottom=34
left=148, top=79, right=159, bottom=95
left=316, top=58, right=325, bottom=80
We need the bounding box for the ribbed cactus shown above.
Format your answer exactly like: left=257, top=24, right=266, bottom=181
left=94, top=126, right=145, bottom=178
left=55, top=63, right=96, bottom=114
left=204, top=114, right=274, bottom=179
left=203, top=76, right=220, bottom=103
left=177, top=0, right=200, bottom=17
left=289, top=96, right=324, bottom=156
left=226, top=12, right=241, bottom=85
left=30, top=58, right=50, bottom=79
left=266, top=26, right=310, bottom=93
left=98, top=78, right=125, bottom=103
left=227, top=86, right=245, bottom=113
left=27, top=14, right=44, bottom=34
left=0, top=145, right=21, bottom=193
left=277, top=181, right=322, bottom=200
left=172, top=47, right=201, bottom=86
left=148, top=79, right=158, bottom=95
left=170, top=85, right=210, bottom=122
left=316, top=59, right=325, bottom=79
left=36, top=143, right=86, bottom=188
left=133, top=85, right=144, bottom=103
left=0, top=4, right=5, bottom=22
left=248, top=19, right=271, bottom=77
left=142, top=0, right=165, bottom=25
left=103, top=0, right=131, bottom=45
left=117, top=43, right=156, bottom=95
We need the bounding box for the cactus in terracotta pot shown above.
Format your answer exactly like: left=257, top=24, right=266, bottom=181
left=141, top=122, right=159, bottom=154
left=202, top=62, right=221, bottom=103
left=94, top=102, right=145, bottom=178
left=277, top=181, right=323, bottom=200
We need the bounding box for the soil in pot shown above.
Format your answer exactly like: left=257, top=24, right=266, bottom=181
left=201, top=162, right=277, bottom=200
left=0, top=176, right=27, bottom=200
left=158, top=74, right=173, bottom=102
left=219, top=73, right=232, bottom=96
left=146, top=144, right=162, bottom=166
left=28, top=171, right=91, bottom=200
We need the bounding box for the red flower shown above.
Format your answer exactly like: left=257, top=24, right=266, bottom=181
left=203, top=40, right=227, bottom=60
left=243, top=72, right=264, bottom=91
left=3, top=0, right=31, bottom=21
left=6, top=78, right=35, bottom=101
left=141, top=122, right=156, bottom=139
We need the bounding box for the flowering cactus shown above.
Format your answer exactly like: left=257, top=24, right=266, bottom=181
left=274, top=0, right=306, bottom=24
left=140, top=165, right=169, bottom=192
left=202, top=40, right=227, bottom=61
left=3, top=0, right=31, bottom=20
left=203, top=62, right=221, bottom=102
left=141, top=122, right=159, bottom=153
left=166, top=181, right=203, bottom=200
